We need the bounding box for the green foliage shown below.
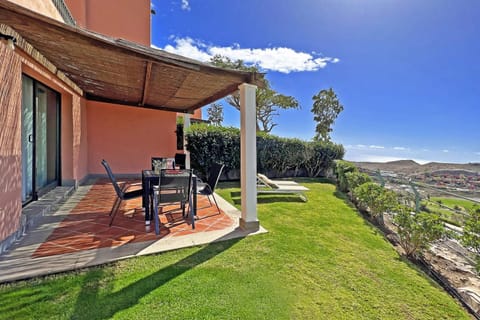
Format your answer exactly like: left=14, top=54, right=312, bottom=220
left=353, top=182, right=398, bottom=225
left=421, top=197, right=472, bottom=227
left=430, top=197, right=477, bottom=212
left=0, top=181, right=469, bottom=319
left=206, top=102, right=224, bottom=126
left=257, top=133, right=306, bottom=175
left=345, top=171, right=372, bottom=191
left=303, top=141, right=345, bottom=177
left=210, top=55, right=300, bottom=133
left=461, top=206, right=480, bottom=269
left=334, top=160, right=358, bottom=193
left=394, top=205, right=445, bottom=258
left=210, top=54, right=258, bottom=72
left=186, top=124, right=344, bottom=178
left=185, top=124, right=240, bottom=177
left=311, top=88, right=344, bottom=142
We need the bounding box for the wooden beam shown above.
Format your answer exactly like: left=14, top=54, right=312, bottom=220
left=188, top=83, right=240, bottom=112
left=85, top=93, right=188, bottom=113
left=140, top=61, right=152, bottom=106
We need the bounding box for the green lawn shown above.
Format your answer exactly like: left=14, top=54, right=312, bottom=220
left=0, top=179, right=470, bottom=319
left=430, top=196, right=478, bottom=212
left=422, top=196, right=477, bottom=226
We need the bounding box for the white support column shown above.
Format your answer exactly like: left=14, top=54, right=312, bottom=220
left=183, top=114, right=191, bottom=169
left=239, top=83, right=259, bottom=231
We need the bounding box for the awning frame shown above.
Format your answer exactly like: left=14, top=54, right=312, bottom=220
left=0, top=1, right=263, bottom=113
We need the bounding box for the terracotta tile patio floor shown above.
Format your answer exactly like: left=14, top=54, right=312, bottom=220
left=33, top=179, right=235, bottom=258
left=0, top=178, right=266, bottom=283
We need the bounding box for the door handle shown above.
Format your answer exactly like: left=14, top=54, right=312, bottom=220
left=28, top=134, right=34, bottom=143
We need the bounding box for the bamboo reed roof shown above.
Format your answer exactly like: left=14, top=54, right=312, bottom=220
left=0, top=1, right=263, bottom=113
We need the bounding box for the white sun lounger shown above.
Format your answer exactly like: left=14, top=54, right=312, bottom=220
left=257, top=173, right=301, bottom=187
left=257, top=173, right=309, bottom=201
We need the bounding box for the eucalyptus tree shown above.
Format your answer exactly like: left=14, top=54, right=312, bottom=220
left=210, top=55, right=299, bottom=133
left=207, top=102, right=224, bottom=126
left=311, top=88, right=344, bottom=141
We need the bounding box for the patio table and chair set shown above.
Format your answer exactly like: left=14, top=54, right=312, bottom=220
left=101, top=156, right=225, bottom=236
left=101, top=155, right=309, bottom=237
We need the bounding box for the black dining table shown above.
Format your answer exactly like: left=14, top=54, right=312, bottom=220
left=141, top=169, right=197, bottom=229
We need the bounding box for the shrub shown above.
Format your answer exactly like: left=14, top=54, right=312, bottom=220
left=335, top=160, right=358, bottom=193
left=186, top=124, right=344, bottom=178
left=353, top=182, right=398, bottom=226
left=394, top=205, right=445, bottom=259
left=185, top=124, right=240, bottom=177
left=256, top=133, right=307, bottom=175
left=461, top=205, right=480, bottom=272
left=345, top=171, right=372, bottom=193
left=419, top=203, right=430, bottom=213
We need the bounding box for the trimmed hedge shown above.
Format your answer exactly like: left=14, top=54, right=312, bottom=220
left=185, top=124, right=344, bottom=179
left=185, top=125, right=240, bottom=178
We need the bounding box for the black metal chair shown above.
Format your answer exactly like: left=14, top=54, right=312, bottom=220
left=101, top=159, right=143, bottom=227
left=152, top=169, right=194, bottom=235
left=196, top=163, right=225, bottom=214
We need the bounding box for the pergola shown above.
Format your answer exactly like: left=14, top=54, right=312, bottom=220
left=0, top=1, right=260, bottom=230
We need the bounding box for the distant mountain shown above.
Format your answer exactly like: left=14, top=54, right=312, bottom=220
left=383, top=160, right=420, bottom=167
left=353, top=160, right=480, bottom=176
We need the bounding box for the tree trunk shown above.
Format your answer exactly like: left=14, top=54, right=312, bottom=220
left=376, top=213, right=385, bottom=227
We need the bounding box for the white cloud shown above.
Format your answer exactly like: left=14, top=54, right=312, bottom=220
left=393, top=146, right=407, bottom=151
left=162, top=38, right=211, bottom=61
left=159, top=37, right=339, bottom=73
left=475, top=152, right=480, bottom=156
left=442, top=149, right=449, bottom=153
left=181, top=0, right=191, bottom=11
left=369, top=145, right=384, bottom=149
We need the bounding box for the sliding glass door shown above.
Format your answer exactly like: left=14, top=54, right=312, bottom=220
left=21, top=75, right=60, bottom=204
left=21, top=76, right=34, bottom=203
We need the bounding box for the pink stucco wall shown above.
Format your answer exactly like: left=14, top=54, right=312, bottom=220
left=63, top=0, right=86, bottom=26
left=87, top=102, right=177, bottom=174
left=65, top=0, right=151, bottom=46
left=0, top=42, right=22, bottom=241
left=0, top=0, right=190, bottom=243
left=64, top=0, right=177, bottom=175
left=7, top=0, right=64, bottom=21
left=0, top=44, right=88, bottom=242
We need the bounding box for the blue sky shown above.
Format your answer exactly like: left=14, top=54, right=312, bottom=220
left=151, top=0, right=480, bottom=164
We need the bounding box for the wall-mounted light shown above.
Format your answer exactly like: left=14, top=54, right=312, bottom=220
left=0, top=33, right=16, bottom=50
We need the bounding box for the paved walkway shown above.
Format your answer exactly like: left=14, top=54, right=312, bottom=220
left=0, top=179, right=266, bottom=283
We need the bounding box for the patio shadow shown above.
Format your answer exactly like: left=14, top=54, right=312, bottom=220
left=71, top=234, right=242, bottom=319
left=232, top=196, right=307, bottom=204
left=230, top=192, right=306, bottom=204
